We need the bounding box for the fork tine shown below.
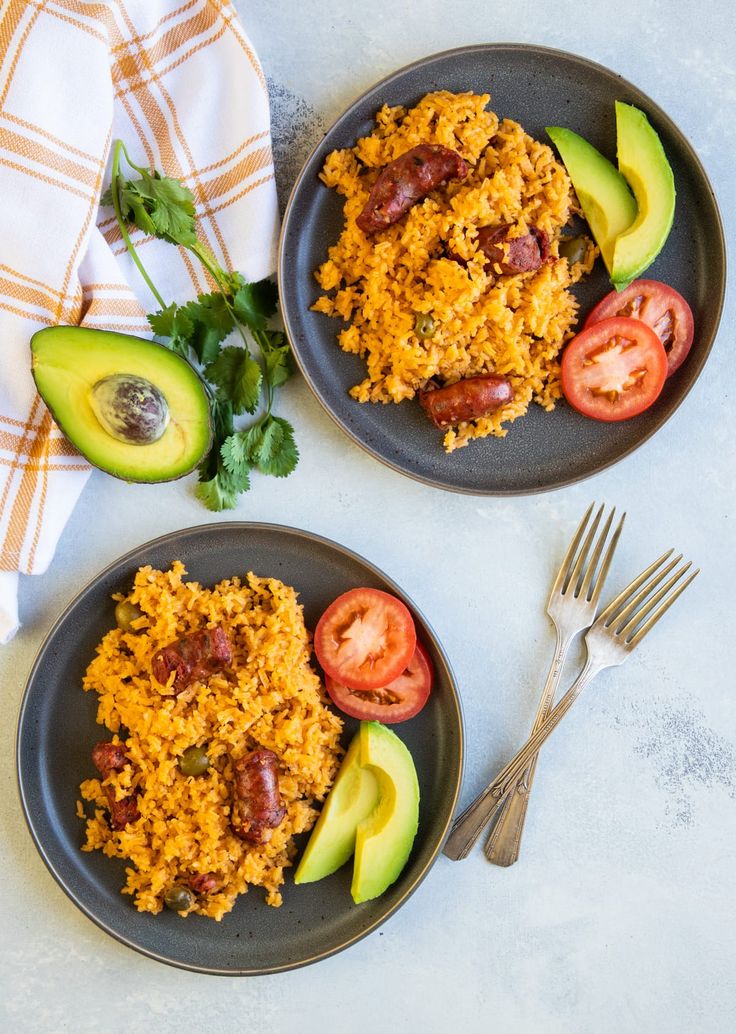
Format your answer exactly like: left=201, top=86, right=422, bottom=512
left=627, top=568, right=699, bottom=647
left=550, top=501, right=596, bottom=595
left=565, top=503, right=604, bottom=595
left=587, top=510, right=626, bottom=605
left=618, top=561, right=694, bottom=641
left=608, top=553, right=683, bottom=631
left=578, top=507, right=620, bottom=602
left=597, top=549, right=674, bottom=623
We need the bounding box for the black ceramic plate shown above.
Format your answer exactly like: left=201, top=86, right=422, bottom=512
left=279, top=44, right=725, bottom=493
left=16, top=524, right=463, bottom=975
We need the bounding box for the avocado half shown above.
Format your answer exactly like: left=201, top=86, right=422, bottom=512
left=31, top=326, right=212, bottom=483
left=610, top=101, right=676, bottom=291
left=546, top=125, right=637, bottom=274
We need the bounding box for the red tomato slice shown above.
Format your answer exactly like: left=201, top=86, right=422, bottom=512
left=314, top=588, right=416, bottom=691
left=325, top=641, right=433, bottom=723
left=584, top=279, right=694, bottom=377
left=561, top=316, right=668, bottom=422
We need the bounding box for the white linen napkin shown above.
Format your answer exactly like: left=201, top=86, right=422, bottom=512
left=0, top=0, right=279, bottom=642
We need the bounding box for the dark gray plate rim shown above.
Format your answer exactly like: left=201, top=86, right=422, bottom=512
left=15, top=522, right=464, bottom=975
left=278, top=42, right=726, bottom=495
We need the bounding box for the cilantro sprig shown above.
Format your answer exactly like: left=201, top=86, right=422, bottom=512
left=105, top=140, right=298, bottom=510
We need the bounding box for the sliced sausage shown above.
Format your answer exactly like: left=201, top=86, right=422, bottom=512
left=419, top=375, right=514, bottom=428
left=151, top=626, right=232, bottom=694
left=189, top=872, right=219, bottom=895
left=231, top=749, right=286, bottom=845
left=91, top=741, right=128, bottom=779
left=476, top=224, right=550, bottom=274
left=357, top=145, right=468, bottom=234
left=91, top=741, right=140, bottom=831
left=106, top=794, right=141, bottom=831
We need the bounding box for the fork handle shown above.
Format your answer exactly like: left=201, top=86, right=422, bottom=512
left=442, top=655, right=602, bottom=861
left=484, top=632, right=570, bottom=867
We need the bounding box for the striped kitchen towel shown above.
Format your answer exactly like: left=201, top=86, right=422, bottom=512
left=0, top=0, right=279, bottom=642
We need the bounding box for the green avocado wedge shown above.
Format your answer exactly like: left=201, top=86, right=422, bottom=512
left=546, top=125, right=637, bottom=274
left=294, top=721, right=420, bottom=904
left=351, top=721, right=420, bottom=905
left=610, top=101, right=676, bottom=291
left=294, top=730, right=381, bottom=885
left=31, top=326, right=212, bottom=483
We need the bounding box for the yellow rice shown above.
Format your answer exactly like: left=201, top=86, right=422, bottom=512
left=312, top=91, right=596, bottom=450
left=78, top=562, right=343, bottom=920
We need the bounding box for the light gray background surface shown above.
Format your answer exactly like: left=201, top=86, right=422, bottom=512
left=2, top=1, right=734, bottom=1031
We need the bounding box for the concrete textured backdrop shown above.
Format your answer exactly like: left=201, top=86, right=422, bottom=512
left=1, top=1, right=734, bottom=1031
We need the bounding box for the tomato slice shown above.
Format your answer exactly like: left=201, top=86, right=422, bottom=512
left=584, top=279, right=694, bottom=377
left=325, top=641, right=433, bottom=723
left=561, top=316, right=668, bottom=422
left=314, top=588, right=416, bottom=691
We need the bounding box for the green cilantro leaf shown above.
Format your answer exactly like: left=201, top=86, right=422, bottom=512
left=103, top=172, right=199, bottom=249
left=220, top=434, right=252, bottom=482
left=132, top=172, right=198, bottom=247
left=232, top=278, right=278, bottom=332
left=263, top=339, right=291, bottom=389
left=181, top=293, right=234, bottom=365
left=254, top=416, right=299, bottom=477
left=211, top=397, right=235, bottom=440
left=196, top=399, right=233, bottom=482
left=195, top=468, right=240, bottom=511
left=147, top=303, right=195, bottom=356
left=205, top=346, right=262, bottom=415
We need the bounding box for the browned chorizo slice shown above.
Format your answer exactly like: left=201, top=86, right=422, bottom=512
left=107, top=793, right=140, bottom=831
left=151, top=626, right=233, bottom=694
left=476, top=224, right=550, bottom=274
left=91, top=741, right=128, bottom=779
left=231, top=749, right=286, bottom=845
left=419, top=375, right=514, bottom=428
left=357, top=145, right=468, bottom=234
left=189, top=872, right=220, bottom=895
left=91, top=741, right=140, bottom=830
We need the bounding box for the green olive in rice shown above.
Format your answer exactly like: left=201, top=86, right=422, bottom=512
left=164, top=885, right=194, bottom=912
left=413, top=312, right=436, bottom=339
left=114, top=600, right=143, bottom=632
left=558, top=236, right=589, bottom=265
left=179, top=745, right=210, bottom=777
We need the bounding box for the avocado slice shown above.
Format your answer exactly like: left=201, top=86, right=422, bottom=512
left=546, top=125, right=637, bottom=274
left=31, top=326, right=211, bottom=482
left=351, top=721, right=419, bottom=905
left=610, top=101, right=675, bottom=291
left=294, top=731, right=381, bottom=885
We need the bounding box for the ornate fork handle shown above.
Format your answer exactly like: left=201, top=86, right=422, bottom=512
left=483, top=629, right=570, bottom=866
left=442, top=655, right=601, bottom=861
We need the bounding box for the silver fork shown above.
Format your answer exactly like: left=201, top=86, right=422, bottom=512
left=443, top=548, right=699, bottom=861
left=483, top=503, right=624, bottom=867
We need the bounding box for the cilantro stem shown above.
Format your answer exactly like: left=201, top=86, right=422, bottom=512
left=188, top=241, right=255, bottom=357
left=118, top=140, right=149, bottom=178
left=110, top=140, right=167, bottom=311
left=252, top=329, right=275, bottom=413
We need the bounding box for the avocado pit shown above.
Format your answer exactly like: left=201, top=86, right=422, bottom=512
left=90, top=373, right=170, bottom=446
left=31, top=325, right=213, bottom=483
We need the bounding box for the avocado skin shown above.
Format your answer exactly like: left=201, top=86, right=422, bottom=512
left=31, top=326, right=212, bottom=483
left=546, top=125, right=637, bottom=274
left=351, top=721, right=420, bottom=905
left=294, top=730, right=380, bottom=885
left=610, top=101, right=676, bottom=291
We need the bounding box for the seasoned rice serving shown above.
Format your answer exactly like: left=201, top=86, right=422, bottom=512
left=312, top=91, right=596, bottom=450
left=79, top=562, right=343, bottom=920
